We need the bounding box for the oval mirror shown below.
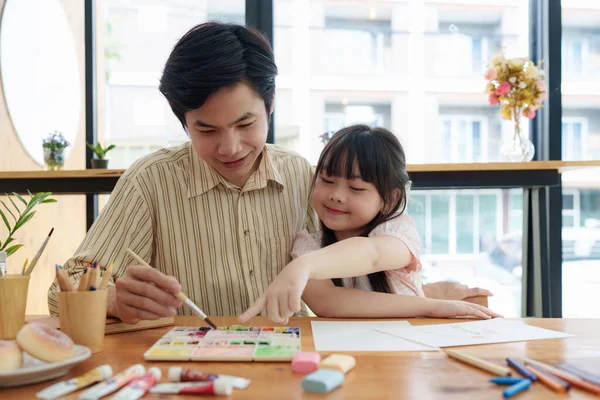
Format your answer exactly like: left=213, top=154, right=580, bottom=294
left=0, top=0, right=80, bottom=166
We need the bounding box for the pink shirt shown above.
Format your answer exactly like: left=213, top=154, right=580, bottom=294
left=291, top=213, right=424, bottom=297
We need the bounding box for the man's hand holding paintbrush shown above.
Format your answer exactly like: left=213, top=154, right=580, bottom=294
left=107, top=249, right=217, bottom=329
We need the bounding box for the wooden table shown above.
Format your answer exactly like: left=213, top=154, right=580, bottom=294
left=7, top=316, right=600, bottom=399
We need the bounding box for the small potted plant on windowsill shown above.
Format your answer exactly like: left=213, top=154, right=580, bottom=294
left=42, top=131, right=70, bottom=170
left=87, top=142, right=116, bottom=169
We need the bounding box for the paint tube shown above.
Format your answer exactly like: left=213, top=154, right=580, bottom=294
left=78, top=364, right=145, bottom=399
left=36, top=365, right=113, bottom=400
left=111, top=367, right=160, bottom=400
left=168, top=366, right=250, bottom=389
left=150, top=381, right=233, bottom=396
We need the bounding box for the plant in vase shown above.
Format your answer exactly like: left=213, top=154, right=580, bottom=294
left=485, top=54, right=547, bottom=162
left=0, top=191, right=56, bottom=257
left=319, top=131, right=333, bottom=146
left=42, top=131, right=70, bottom=170
left=87, top=142, right=116, bottom=169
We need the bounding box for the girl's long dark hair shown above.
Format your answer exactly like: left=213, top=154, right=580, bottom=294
left=315, top=125, right=410, bottom=293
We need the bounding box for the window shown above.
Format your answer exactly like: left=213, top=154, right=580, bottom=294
left=324, top=102, right=391, bottom=133
left=471, top=36, right=487, bottom=75
left=439, top=116, right=487, bottom=162
left=434, top=31, right=489, bottom=77
left=508, top=190, right=523, bottom=233
left=562, top=1, right=600, bottom=318
left=409, top=189, right=520, bottom=317
left=562, top=37, right=586, bottom=77
left=561, top=118, right=587, bottom=161
left=0, top=0, right=87, bottom=315
left=318, top=17, right=392, bottom=75
left=409, top=190, right=502, bottom=256
left=580, top=190, right=600, bottom=230
left=430, top=194, right=450, bottom=254
left=562, top=190, right=579, bottom=228
left=100, top=0, right=245, bottom=169
left=274, top=1, right=529, bottom=165
left=456, top=194, right=475, bottom=254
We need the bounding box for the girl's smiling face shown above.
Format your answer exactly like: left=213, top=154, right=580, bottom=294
left=312, top=165, right=384, bottom=241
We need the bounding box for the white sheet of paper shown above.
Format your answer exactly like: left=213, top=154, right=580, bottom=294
left=311, top=321, right=439, bottom=352
left=378, top=318, right=573, bottom=348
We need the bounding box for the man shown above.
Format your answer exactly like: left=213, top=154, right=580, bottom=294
left=48, top=22, right=489, bottom=323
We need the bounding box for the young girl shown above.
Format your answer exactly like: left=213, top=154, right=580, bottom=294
left=240, top=125, right=501, bottom=324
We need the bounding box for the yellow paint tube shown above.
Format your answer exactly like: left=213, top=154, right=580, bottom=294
left=36, top=364, right=113, bottom=400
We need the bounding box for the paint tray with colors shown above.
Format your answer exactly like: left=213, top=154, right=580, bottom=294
left=143, top=325, right=301, bottom=362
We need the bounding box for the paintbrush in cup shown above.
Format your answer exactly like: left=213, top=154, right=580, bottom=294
left=22, top=258, right=28, bottom=275
left=126, top=248, right=217, bottom=329
left=24, top=228, right=54, bottom=275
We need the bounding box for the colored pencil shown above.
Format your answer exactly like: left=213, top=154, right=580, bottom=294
left=490, top=377, right=526, bottom=385
left=85, top=264, right=95, bottom=291
left=24, top=228, right=54, bottom=275
left=556, top=363, right=600, bottom=386
left=445, top=349, right=512, bottom=376
left=525, top=358, right=600, bottom=395
left=78, top=267, right=90, bottom=292
left=22, top=258, right=28, bottom=275
left=60, top=265, right=75, bottom=292
left=503, top=378, right=531, bottom=398
left=126, top=248, right=217, bottom=329
left=55, top=264, right=74, bottom=292
left=525, top=365, right=569, bottom=393
left=98, top=264, right=113, bottom=290
left=506, top=357, right=537, bottom=381
left=94, top=262, right=101, bottom=289
left=88, top=263, right=98, bottom=290
left=55, top=265, right=68, bottom=291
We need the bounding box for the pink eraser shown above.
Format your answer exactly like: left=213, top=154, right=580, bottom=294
left=291, top=352, right=321, bottom=374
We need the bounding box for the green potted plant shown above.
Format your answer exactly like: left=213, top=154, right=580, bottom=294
left=42, top=131, right=70, bottom=170
left=87, top=142, right=116, bottom=169
left=0, top=191, right=56, bottom=257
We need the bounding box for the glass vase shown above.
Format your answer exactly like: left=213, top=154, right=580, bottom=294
left=500, top=108, right=535, bottom=162
left=43, top=147, right=65, bottom=170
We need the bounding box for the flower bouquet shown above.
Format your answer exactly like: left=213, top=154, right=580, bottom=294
left=485, top=54, right=547, bottom=161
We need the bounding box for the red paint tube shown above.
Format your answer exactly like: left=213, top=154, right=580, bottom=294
left=112, top=367, right=161, bottom=400
left=149, top=381, right=233, bottom=396
left=168, top=366, right=251, bottom=389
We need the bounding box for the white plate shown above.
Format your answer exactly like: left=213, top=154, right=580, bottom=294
left=0, top=345, right=91, bottom=388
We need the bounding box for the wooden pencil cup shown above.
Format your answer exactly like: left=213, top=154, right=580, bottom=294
left=59, top=289, right=107, bottom=353
left=0, top=274, right=30, bottom=339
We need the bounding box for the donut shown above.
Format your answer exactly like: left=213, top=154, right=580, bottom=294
left=16, top=323, right=74, bottom=362
left=0, top=340, right=21, bottom=371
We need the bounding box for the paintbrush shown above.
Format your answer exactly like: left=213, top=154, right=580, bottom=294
left=21, top=258, right=28, bottom=275
left=126, top=248, right=217, bottom=329
left=173, top=291, right=217, bottom=329
left=24, top=228, right=54, bottom=275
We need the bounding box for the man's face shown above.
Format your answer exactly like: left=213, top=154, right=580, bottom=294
left=184, top=83, right=271, bottom=187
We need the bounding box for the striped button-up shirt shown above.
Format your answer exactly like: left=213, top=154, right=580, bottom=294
left=48, top=142, right=318, bottom=317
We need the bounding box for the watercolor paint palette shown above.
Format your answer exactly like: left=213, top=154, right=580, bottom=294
left=143, top=325, right=301, bottom=362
